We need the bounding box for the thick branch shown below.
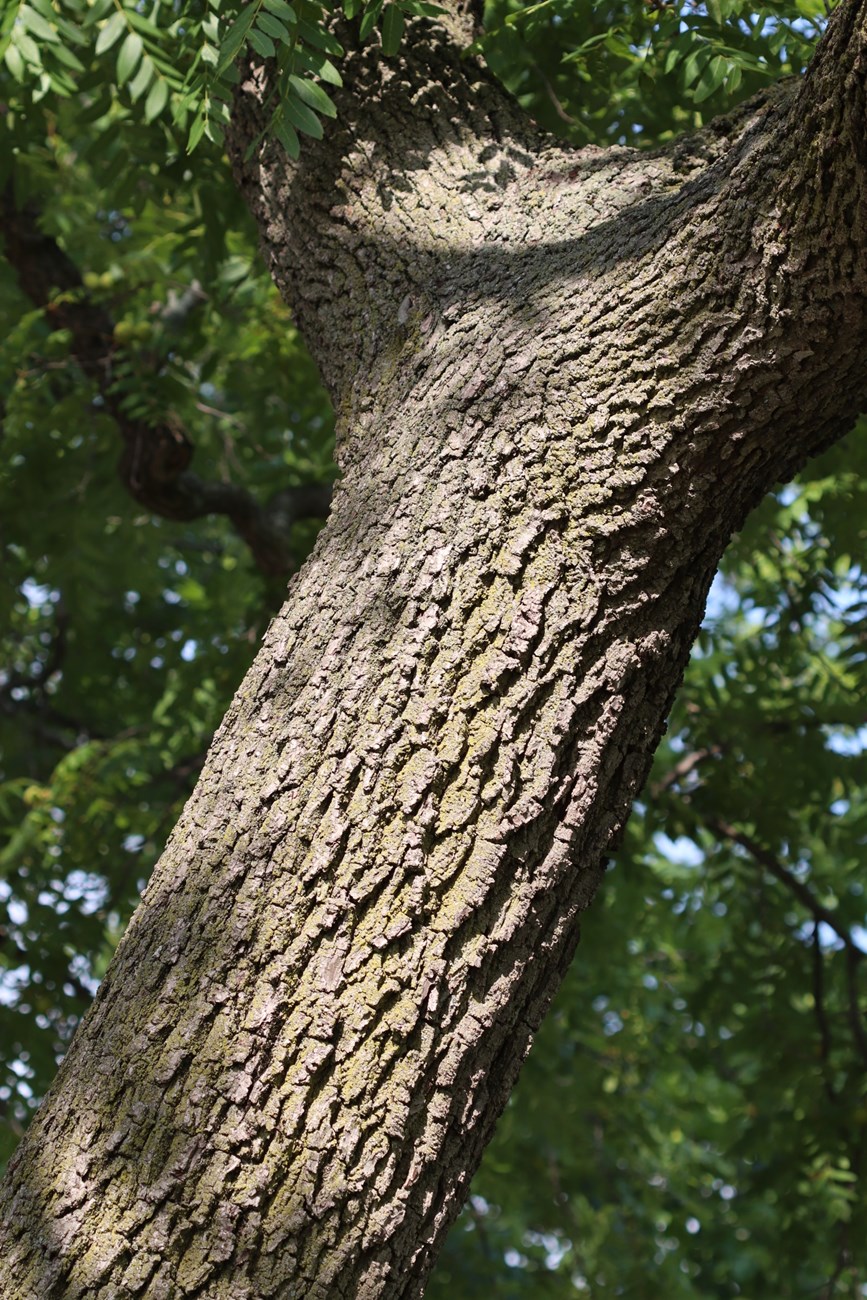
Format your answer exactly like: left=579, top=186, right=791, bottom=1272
left=0, top=187, right=330, bottom=576
left=228, top=0, right=867, bottom=483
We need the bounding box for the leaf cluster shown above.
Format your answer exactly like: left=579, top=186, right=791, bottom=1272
left=1, top=0, right=441, bottom=162
left=482, top=0, right=831, bottom=145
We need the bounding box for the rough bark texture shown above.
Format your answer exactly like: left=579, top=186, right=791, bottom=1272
left=2, top=1, right=867, bottom=1296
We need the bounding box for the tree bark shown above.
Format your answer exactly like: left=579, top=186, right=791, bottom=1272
left=2, top=1, right=867, bottom=1296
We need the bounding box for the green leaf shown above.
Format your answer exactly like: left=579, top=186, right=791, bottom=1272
left=296, top=18, right=343, bottom=55
left=256, top=11, right=290, bottom=40
left=292, top=45, right=342, bottom=84
left=127, top=54, right=154, bottom=101
left=682, top=44, right=711, bottom=88
left=47, top=67, right=78, bottom=95
left=3, top=41, right=25, bottom=80
left=264, top=0, right=297, bottom=17
left=725, top=62, right=743, bottom=93
left=287, top=73, right=337, bottom=117
left=216, top=0, right=258, bottom=74
left=560, top=29, right=612, bottom=64
left=20, top=5, right=59, bottom=43
left=380, top=4, right=403, bottom=56
left=284, top=92, right=324, bottom=138
left=359, top=0, right=383, bottom=40
left=399, top=0, right=443, bottom=14
left=125, top=9, right=163, bottom=38
left=664, top=42, right=684, bottom=75
left=248, top=26, right=275, bottom=57
left=187, top=110, right=207, bottom=152
left=117, top=30, right=143, bottom=84
left=693, top=54, right=728, bottom=103
left=274, top=115, right=301, bottom=158
left=604, top=32, right=634, bottom=61
left=769, top=25, right=788, bottom=55
left=144, top=75, right=169, bottom=121
left=82, top=0, right=114, bottom=24
left=94, top=10, right=125, bottom=55
left=51, top=42, right=86, bottom=72
left=54, top=15, right=89, bottom=48
left=13, top=28, right=40, bottom=63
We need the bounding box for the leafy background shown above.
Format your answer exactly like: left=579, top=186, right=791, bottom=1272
left=1, top=0, right=865, bottom=1294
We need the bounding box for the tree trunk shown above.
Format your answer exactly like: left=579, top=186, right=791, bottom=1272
left=2, top=2, right=867, bottom=1296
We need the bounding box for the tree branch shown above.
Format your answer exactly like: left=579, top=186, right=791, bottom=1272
left=710, top=818, right=865, bottom=961
left=845, top=945, right=867, bottom=1068
left=0, top=604, right=100, bottom=749
left=658, top=784, right=867, bottom=1077
left=0, top=185, right=330, bottom=577
left=811, top=921, right=839, bottom=1103
left=649, top=746, right=722, bottom=798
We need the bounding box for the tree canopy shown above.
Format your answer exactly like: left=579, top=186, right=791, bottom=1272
left=1, top=0, right=866, bottom=1293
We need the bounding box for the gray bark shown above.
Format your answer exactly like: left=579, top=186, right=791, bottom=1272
left=2, top=0, right=867, bottom=1296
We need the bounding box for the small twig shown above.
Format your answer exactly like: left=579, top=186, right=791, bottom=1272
left=845, top=946, right=867, bottom=1068
left=811, top=921, right=838, bottom=1103
left=530, top=57, right=577, bottom=125
left=711, top=818, right=867, bottom=1070
left=194, top=401, right=246, bottom=428
left=710, top=819, right=865, bottom=961
left=0, top=1097, right=26, bottom=1140
left=466, top=1198, right=494, bottom=1261
left=157, top=280, right=206, bottom=328
left=0, top=686, right=100, bottom=746
left=819, top=1236, right=851, bottom=1299
left=650, top=745, right=722, bottom=798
